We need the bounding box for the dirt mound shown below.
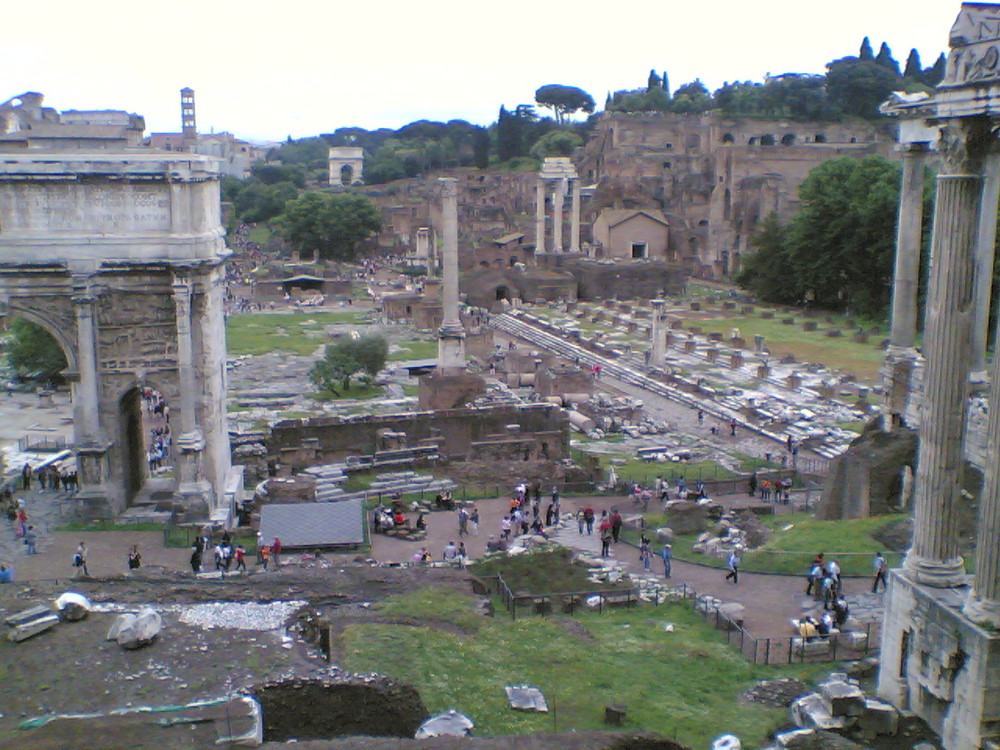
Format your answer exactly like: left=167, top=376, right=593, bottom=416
left=740, top=677, right=810, bottom=707
left=732, top=511, right=771, bottom=549
left=253, top=675, right=428, bottom=741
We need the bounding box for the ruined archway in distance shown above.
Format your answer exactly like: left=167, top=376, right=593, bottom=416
left=340, top=164, right=353, bottom=186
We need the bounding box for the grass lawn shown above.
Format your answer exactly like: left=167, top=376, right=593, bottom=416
left=575, top=451, right=738, bottom=485
left=624, top=512, right=908, bottom=576
left=247, top=225, right=272, bottom=244
left=470, top=548, right=628, bottom=594
left=389, top=340, right=439, bottom=361
left=226, top=312, right=368, bottom=355
left=341, top=587, right=830, bottom=747
left=309, top=384, right=385, bottom=402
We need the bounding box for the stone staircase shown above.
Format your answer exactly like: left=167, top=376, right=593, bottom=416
left=301, top=464, right=456, bottom=504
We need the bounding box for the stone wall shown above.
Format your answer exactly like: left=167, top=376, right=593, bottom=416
left=269, top=403, right=570, bottom=471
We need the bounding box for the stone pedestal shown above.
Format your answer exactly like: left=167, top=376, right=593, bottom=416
left=878, top=570, right=999, bottom=750
left=418, top=371, right=487, bottom=411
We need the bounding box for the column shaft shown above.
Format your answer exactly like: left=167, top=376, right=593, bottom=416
left=651, top=300, right=665, bottom=365
left=904, top=174, right=978, bottom=587
left=172, top=279, right=200, bottom=439
left=972, top=153, right=1000, bottom=376
left=441, top=179, right=460, bottom=327
left=889, top=146, right=927, bottom=349
left=535, top=179, right=546, bottom=253
left=73, top=296, right=102, bottom=443
left=570, top=179, right=581, bottom=253
left=552, top=179, right=565, bottom=252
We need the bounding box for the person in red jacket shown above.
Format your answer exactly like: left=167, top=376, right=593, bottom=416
left=271, top=537, right=282, bottom=567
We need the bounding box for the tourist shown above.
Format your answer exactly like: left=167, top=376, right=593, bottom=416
left=576, top=509, right=586, bottom=535
left=832, top=597, right=850, bottom=628
left=21, top=463, right=31, bottom=490
left=821, top=573, right=836, bottom=610
left=469, top=506, right=479, bottom=535
left=458, top=507, right=469, bottom=537
left=806, top=560, right=824, bottom=596
left=415, top=513, right=427, bottom=531
left=412, top=549, right=423, bottom=565
left=0, top=563, right=13, bottom=583
left=127, top=545, right=142, bottom=573
left=443, top=541, right=458, bottom=563
left=661, top=543, right=673, bottom=578
left=748, top=473, right=757, bottom=497
left=872, top=551, right=888, bottom=593
left=797, top=616, right=818, bottom=642
left=501, top=515, right=512, bottom=540
left=697, top=409, right=704, bottom=424
left=638, top=536, right=651, bottom=571
left=215, top=544, right=227, bottom=575
left=23, top=525, right=37, bottom=554
left=234, top=544, right=247, bottom=572
left=610, top=509, right=623, bottom=543
left=725, top=549, right=740, bottom=584
left=74, top=541, right=89, bottom=576
left=827, top=558, right=842, bottom=594
left=599, top=523, right=612, bottom=558
left=457, top=542, right=467, bottom=568
left=190, top=543, right=203, bottom=573
left=583, top=506, right=595, bottom=535
left=545, top=503, right=554, bottom=526
left=260, top=545, right=270, bottom=570
left=729, top=419, right=737, bottom=436
left=271, top=537, right=282, bottom=567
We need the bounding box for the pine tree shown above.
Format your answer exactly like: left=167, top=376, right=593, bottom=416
left=662, top=71, right=671, bottom=98
left=903, top=48, right=922, bottom=79
left=875, top=42, right=901, bottom=76
left=647, top=69, right=662, bottom=91
left=859, top=37, right=874, bottom=61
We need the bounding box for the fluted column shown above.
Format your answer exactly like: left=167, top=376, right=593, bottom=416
left=570, top=178, right=581, bottom=253
left=552, top=178, right=565, bottom=252
left=972, top=152, right=1000, bottom=380
left=173, top=277, right=206, bottom=492
left=437, top=177, right=465, bottom=371
left=903, top=171, right=979, bottom=587
left=535, top=178, right=546, bottom=254
left=650, top=299, right=665, bottom=366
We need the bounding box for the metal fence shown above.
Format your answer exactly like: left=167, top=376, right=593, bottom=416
left=486, top=573, right=640, bottom=620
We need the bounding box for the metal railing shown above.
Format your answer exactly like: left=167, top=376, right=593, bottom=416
left=486, top=572, right=640, bottom=620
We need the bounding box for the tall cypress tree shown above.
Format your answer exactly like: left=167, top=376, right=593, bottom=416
left=647, top=69, right=662, bottom=91
left=859, top=36, right=875, bottom=61
left=875, top=42, right=901, bottom=76
left=903, top=49, right=922, bottom=79
left=662, top=71, right=671, bottom=98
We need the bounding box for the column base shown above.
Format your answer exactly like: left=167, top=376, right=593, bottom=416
left=177, top=479, right=213, bottom=521
left=437, top=326, right=466, bottom=371
left=903, top=552, right=967, bottom=588
left=963, top=593, right=1000, bottom=629
left=177, top=430, right=206, bottom=453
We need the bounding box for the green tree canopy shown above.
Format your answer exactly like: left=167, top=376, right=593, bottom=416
left=534, top=85, right=596, bottom=123
left=5, top=319, right=67, bottom=380
left=309, top=335, right=388, bottom=394
left=529, top=129, right=584, bottom=159
left=738, top=156, right=902, bottom=318
left=277, top=192, right=381, bottom=261
left=825, top=57, right=901, bottom=118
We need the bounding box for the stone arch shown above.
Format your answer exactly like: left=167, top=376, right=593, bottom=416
left=496, top=285, right=510, bottom=301
left=8, top=303, right=79, bottom=374
left=781, top=133, right=796, bottom=146
left=340, top=164, right=354, bottom=186
left=814, top=133, right=827, bottom=143
left=721, top=132, right=735, bottom=144
left=760, top=134, right=776, bottom=146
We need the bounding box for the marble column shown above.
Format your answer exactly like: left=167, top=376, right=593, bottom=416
left=72, top=294, right=102, bottom=445
left=535, top=179, right=546, bottom=254
left=972, top=152, right=1000, bottom=380
left=889, top=144, right=928, bottom=350
left=570, top=178, right=581, bottom=253
left=172, top=278, right=208, bottom=503
left=903, top=170, right=979, bottom=587
left=964, top=313, right=1000, bottom=624
left=650, top=300, right=665, bottom=366
left=437, top=178, right=465, bottom=371
left=552, top=178, right=565, bottom=252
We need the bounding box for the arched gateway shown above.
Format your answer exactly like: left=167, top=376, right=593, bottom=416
left=0, top=149, right=234, bottom=520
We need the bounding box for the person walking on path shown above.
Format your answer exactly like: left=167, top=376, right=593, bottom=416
left=725, top=549, right=740, bottom=583
left=458, top=507, right=469, bottom=537
left=599, top=523, right=612, bottom=558
left=190, top=543, right=202, bottom=573
left=661, top=543, right=672, bottom=578
left=469, top=507, right=479, bottom=536
left=23, top=525, right=37, bottom=555
left=576, top=509, right=586, bottom=535
left=271, top=537, right=282, bottom=567
left=610, top=509, right=623, bottom=544
left=872, top=552, right=888, bottom=593
left=748, top=473, right=757, bottom=497
left=74, top=541, right=89, bottom=576
left=584, top=506, right=595, bottom=535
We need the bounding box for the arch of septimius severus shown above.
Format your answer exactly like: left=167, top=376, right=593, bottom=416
left=877, top=4, right=1000, bottom=749
left=0, top=95, right=234, bottom=520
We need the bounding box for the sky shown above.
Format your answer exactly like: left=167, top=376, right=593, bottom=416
left=1, top=0, right=959, bottom=143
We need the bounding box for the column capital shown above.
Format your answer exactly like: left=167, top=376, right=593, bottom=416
left=937, top=117, right=997, bottom=174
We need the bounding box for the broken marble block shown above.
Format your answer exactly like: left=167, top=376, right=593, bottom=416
left=819, top=678, right=865, bottom=717
left=115, top=608, right=162, bottom=650
left=711, top=733, right=741, bottom=750
left=54, top=592, right=91, bottom=621
left=856, top=697, right=899, bottom=735
left=414, top=710, right=473, bottom=739
left=790, top=693, right=847, bottom=730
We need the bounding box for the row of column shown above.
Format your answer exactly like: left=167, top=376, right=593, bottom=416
left=535, top=177, right=581, bottom=254
left=887, top=119, right=1000, bottom=624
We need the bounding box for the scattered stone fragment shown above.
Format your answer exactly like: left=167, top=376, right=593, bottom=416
left=712, top=733, right=741, bottom=750
left=790, top=693, right=848, bottom=730
left=116, top=608, right=162, bottom=650
left=819, top=678, right=865, bottom=717
left=54, top=592, right=91, bottom=621
left=505, top=685, right=548, bottom=712
left=857, top=697, right=899, bottom=735
left=414, top=709, right=473, bottom=739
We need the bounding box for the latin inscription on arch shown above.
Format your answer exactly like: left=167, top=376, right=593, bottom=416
left=0, top=183, right=170, bottom=233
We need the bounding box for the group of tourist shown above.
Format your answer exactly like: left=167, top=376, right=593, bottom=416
left=7, top=495, right=37, bottom=554
left=747, top=473, right=792, bottom=503
left=501, top=485, right=559, bottom=541
left=805, top=552, right=844, bottom=608
left=19, top=462, right=77, bottom=493
left=187, top=530, right=276, bottom=575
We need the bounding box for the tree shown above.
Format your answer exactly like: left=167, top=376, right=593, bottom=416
left=472, top=125, right=490, bottom=169
left=785, top=156, right=901, bottom=317
left=277, top=192, right=381, bottom=261
left=6, top=319, right=67, bottom=380
left=529, top=130, right=584, bottom=159
left=923, top=53, right=946, bottom=86
left=859, top=36, right=874, bottom=61
left=825, top=57, right=900, bottom=118
left=534, top=85, right=596, bottom=123
left=875, top=42, right=901, bottom=77
left=903, top=48, right=922, bottom=80
left=647, top=70, right=662, bottom=91
left=232, top=180, right=299, bottom=223
left=735, top=215, right=801, bottom=305
left=309, top=335, right=388, bottom=394
left=669, top=80, right=713, bottom=113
